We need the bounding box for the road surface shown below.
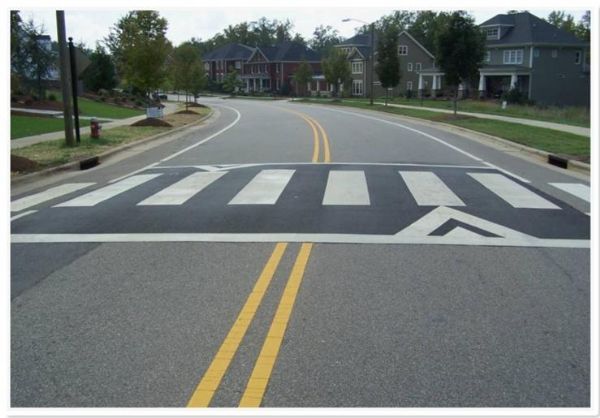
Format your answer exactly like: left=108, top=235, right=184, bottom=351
left=11, top=98, right=591, bottom=407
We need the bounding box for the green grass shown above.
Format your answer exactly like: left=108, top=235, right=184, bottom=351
left=50, top=90, right=144, bottom=119
left=11, top=115, right=91, bottom=139
left=297, top=99, right=589, bottom=158
left=348, top=97, right=590, bottom=128
left=12, top=126, right=169, bottom=169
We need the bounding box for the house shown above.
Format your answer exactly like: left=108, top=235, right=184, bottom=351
left=334, top=31, right=440, bottom=98
left=476, top=12, right=590, bottom=106
left=242, top=41, right=321, bottom=94
left=202, top=41, right=322, bottom=95
left=203, top=43, right=255, bottom=83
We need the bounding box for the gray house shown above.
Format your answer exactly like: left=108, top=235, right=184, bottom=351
left=332, top=31, right=438, bottom=98
left=477, top=12, right=590, bottom=106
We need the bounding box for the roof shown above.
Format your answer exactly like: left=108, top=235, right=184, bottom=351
left=255, top=41, right=321, bottom=62
left=338, top=33, right=377, bottom=46
left=203, top=43, right=255, bottom=61
left=481, top=12, right=587, bottom=46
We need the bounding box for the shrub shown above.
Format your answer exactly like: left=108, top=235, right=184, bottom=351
left=47, top=93, right=57, bottom=101
left=406, top=89, right=413, bottom=99
left=502, top=88, right=528, bottom=105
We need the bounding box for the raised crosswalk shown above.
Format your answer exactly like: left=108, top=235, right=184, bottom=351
left=13, top=167, right=589, bottom=213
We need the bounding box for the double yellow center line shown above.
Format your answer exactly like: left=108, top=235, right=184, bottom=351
left=187, top=109, right=329, bottom=407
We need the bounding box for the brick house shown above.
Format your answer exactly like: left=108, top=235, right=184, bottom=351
left=203, top=41, right=322, bottom=95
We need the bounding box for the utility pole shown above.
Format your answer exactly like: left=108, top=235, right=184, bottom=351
left=56, top=11, right=75, bottom=147
left=369, top=22, right=375, bottom=106
left=68, top=37, right=81, bottom=143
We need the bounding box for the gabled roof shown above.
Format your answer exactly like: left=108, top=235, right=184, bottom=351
left=336, top=31, right=434, bottom=60
left=338, top=32, right=377, bottom=46
left=481, top=12, right=587, bottom=46
left=249, top=41, right=321, bottom=62
left=203, top=43, right=255, bottom=61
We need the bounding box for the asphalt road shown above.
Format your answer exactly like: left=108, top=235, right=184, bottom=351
left=10, top=97, right=591, bottom=408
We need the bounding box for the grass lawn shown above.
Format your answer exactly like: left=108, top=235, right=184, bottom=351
left=49, top=90, right=145, bottom=119
left=349, top=97, right=590, bottom=128
left=298, top=99, right=589, bottom=159
left=12, top=107, right=211, bottom=172
left=11, top=115, right=91, bottom=139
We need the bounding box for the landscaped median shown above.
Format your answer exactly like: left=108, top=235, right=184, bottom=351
left=11, top=105, right=211, bottom=177
left=296, top=99, right=590, bottom=165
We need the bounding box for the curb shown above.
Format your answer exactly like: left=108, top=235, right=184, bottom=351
left=11, top=108, right=214, bottom=186
left=298, top=100, right=590, bottom=174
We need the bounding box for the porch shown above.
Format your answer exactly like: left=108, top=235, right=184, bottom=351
left=477, top=66, right=531, bottom=99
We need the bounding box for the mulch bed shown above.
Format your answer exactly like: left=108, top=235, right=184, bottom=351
left=11, top=155, right=40, bottom=173
left=130, top=117, right=173, bottom=127
left=175, top=110, right=199, bottom=115
left=11, top=110, right=56, bottom=118
left=11, top=99, right=63, bottom=111
left=185, top=102, right=208, bottom=108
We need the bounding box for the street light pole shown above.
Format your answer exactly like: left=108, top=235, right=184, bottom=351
left=56, top=11, right=75, bottom=147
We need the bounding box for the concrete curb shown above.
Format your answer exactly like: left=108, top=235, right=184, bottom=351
left=11, top=109, right=214, bottom=186
left=297, top=101, right=590, bottom=174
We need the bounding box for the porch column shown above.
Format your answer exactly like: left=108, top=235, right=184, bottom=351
left=458, top=82, right=465, bottom=99
left=431, top=74, right=438, bottom=97
left=478, top=73, right=486, bottom=98
left=246, top=79, right=250, bottom=93
left=510, top=73, right=518, bottom=89
left=418, top=73, right=424, bottom=98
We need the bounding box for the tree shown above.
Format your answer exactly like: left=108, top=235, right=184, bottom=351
left=322, top=48, right=351, bottom=99
left=310, top=25, right=343, bottom=55
left=105, top=11, right=171, bottom=99
left=375, top=24, right=401, bottom=105
left=222, top=68, right=243, bottom=95
left=292, top=60, right=313, bottom=97
left=575, top=11, right=590, bottom=41
left=357, top=10, right=415, bottom=35
left=171, top=42, right=205, bottom=108
left=409, top=11, right=454, bottom=53
left=435, top=11, right=485, bottom=115
left=81, top=45, right=118, bottom=92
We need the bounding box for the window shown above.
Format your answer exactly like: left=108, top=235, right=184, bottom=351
left=407, top=81, right=413, bottom=91
left=204, top=62, right=210, bottom=70
left=503, top=49, right=523, bottom=64
left=485, top=27, right=499, bottom=39
left=415, top=63, right=421, bottom=71
left=351, top=61, right=363, bottom=74
left=352, top=79, right=363, bottom=96
left=276, top=63, right=280, bottom=73
left=575, top=51, right=581, bottom=64
left=484, top=51, right=491, bottom=63
left=552, top=49, right=558, bottom=58
left=235, top=61, right=241, bottom=69
left=398, top=45, right=408, bottom=55
left=407, top=63, right=413, bottom=72
left=533, top=48, right=540, bottom=58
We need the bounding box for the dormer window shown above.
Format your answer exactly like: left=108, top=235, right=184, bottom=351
left=485, top=27, right=499, bottom=39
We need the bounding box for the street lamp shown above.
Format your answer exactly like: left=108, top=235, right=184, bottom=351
left=342, top=18, right=375, bottom=105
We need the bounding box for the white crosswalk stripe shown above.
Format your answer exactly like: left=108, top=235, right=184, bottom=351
left=549, top=183, right=590, bottom=202
left=468, top=173, right=560, bottom=209
left=138, top=172, right=227, bottom=206
left=12, top=183, right=95, bottom=212
left=229, top=169, right=295, bottom=205
left=55, top=174, right=162, bottom=207
left=399, top=171, right=465, bottom=206
left=322, top=171, right=370, bottom=205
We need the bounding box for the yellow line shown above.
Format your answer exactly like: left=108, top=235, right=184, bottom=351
left=239, top=243, right=314, bottom=407
left=187, top=243, right=288, bottom=407
left=275, top=107, right=321, bottom=163
left=307, top=116, right=331, bottom=163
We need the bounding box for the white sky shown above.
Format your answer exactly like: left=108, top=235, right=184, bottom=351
left=17, top=7, right=589, bottom=49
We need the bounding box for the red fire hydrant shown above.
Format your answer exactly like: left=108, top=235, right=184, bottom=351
left=90, top=118, right=101, bottom=138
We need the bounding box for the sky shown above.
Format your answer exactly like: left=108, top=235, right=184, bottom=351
left=17, top=7, right=589, bottom=49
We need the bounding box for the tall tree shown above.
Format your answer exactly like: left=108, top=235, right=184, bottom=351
left=292, top=60, right=313, bottom=97
left=375, top=24, right=401, bottom=105
left=310, top=25, right=343, bottom=55
left=322, top=48, right=351, bottom=99
left=546, top=11, right=578, bottom=36
left=171, top=42, right=205, bottom=108
left=81, top=45, right=118, bottom=92
left=222, top=68, right=243, bottom=95
left=105, top=11, right=171, bottom=98
left=408, top=11, right=453, bottom=54
left=435, top=11, right=485, bottom=115
left=17, top=19, right=56, bottom=99
left=357, top=10, right=415, bottom=35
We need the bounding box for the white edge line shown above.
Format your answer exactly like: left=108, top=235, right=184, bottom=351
left=11, top=211, right=37, bottom=221
left=10, top=233, right=590, bottom=248
left=160, top=105, right=241, bottom=163
left=305, top=105, right=531, bottom=183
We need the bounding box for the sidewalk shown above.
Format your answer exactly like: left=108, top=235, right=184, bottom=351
left=11, top=102, right=179, bottom=150
left=370, top=102, right=590, bottom=137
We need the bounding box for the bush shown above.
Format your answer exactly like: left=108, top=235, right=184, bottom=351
left=135, top=100, right=143, bottom=107
left=47, top=93, right=57, bottom=101
left=406, top=89, right=413, bottom=99
left=502, top=88, right=528, bottom=105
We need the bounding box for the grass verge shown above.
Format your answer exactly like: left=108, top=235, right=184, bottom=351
left=11, top=107, right=210, bottom=174
left=11, top=115, right=91, bottom=139
left=297, top=99, right=589, bottom=160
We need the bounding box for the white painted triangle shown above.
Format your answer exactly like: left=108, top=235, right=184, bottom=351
left=395, top=206, right=536, bottom=242
left=443, top=226, right=490, bottom=240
